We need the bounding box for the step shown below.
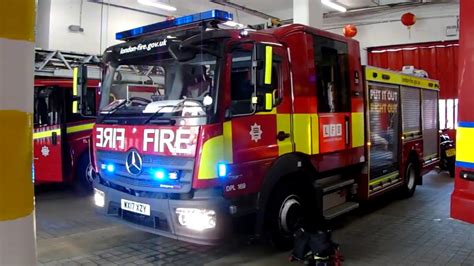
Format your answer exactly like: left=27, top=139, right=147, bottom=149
left=321, top=179, right=355, bottom=194
left=323, top=201, right=359, bottom=220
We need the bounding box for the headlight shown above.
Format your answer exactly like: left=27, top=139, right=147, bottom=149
left=175, top=208, right=216, bottom=231
left=94, top=188, right=105, bottom=207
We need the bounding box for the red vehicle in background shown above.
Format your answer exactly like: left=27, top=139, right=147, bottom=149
left=33, top=49, right=101, bottom=192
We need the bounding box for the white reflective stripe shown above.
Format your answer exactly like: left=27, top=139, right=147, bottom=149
left=0, top=213, right=36, bottom=266
left=0, top=39, right=34, bottom=113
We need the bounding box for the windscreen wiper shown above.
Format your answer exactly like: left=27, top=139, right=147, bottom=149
left=143, top=99, right=203, bottom=125
left=98, top=100, right=128, bottom=123
left=143, top=104, right=177, bottom=125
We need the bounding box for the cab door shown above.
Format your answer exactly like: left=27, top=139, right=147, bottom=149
left=33, top=86, right=65, bottom=183
left=224, top=43, right=293, bottom=196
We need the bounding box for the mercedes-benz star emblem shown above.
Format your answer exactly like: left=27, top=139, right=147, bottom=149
left=125, top=150, right=143, bottom=175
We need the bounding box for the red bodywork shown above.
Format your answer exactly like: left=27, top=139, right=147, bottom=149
left=94, top=25, right=436, bottom=199
left=90, top=22, right=441, bottom=244
left=451, top=0, right=474, bottom=224
left=33, top=79, right=100, bottom=184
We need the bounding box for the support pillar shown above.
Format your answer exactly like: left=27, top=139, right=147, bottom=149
left=0, top=0, right=37, bottom=265
left=451, top=0, right=474, bottom=224
left=293, top=0, right=323, bottom=28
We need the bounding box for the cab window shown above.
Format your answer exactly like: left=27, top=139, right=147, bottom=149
left=65, top=87, right=96, bottom=122
left=230, top=49, right=254, bottom=115
left=34, top=86, right=63, bottom=126
left=230, top=48, right=281, bottom=115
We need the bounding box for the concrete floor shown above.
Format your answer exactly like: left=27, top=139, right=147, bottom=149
left=36, top=171, right=474, bottom=265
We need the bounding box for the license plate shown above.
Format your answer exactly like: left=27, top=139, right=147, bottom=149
left=446, top=148, right=456, bottom=157
left=121, top=199, right=150, bottom=216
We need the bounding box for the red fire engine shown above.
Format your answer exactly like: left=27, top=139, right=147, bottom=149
left=33, top=49, right=100, bottom=192
left=74, top=10, right=440, bottom=247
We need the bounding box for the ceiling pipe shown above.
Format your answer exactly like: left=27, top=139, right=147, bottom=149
left=323, top=14, right=457, bottom=30
left=209, top=0, right=279, bottom=20
left=323, top=1, right=445, bottom=18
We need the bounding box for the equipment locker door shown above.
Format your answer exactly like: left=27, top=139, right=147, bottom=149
left=313, top=35, right=352, bottom=153
left=367, top=82, right=400, bottom=180
left=33, top=86, right=65, bottom=183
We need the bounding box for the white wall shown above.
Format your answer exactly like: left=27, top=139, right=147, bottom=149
left=37, top=0, right=267, bottom=55
left=38, top=1, right=459, bottom=62
left=323, top=3, right=459, bottom=64
left=42, top=0, right=164, bottom=54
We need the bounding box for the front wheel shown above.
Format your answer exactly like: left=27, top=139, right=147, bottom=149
left=448, top=157, right=455, bottom=178
left=401, top=162, right=417, bottom=198
left=74, top=153, right=93, bottom=195
left=266, top=182, right=313, bottom=250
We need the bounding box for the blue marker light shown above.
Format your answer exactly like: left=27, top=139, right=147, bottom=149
left=154, top=170, right=166, bottom=180
left=218, top=163, right=227, bottom=177
left=115, top=9, right=233, bottom=40
left=106, top=164, right=115, bottom=173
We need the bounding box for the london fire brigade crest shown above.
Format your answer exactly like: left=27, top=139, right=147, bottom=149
left=41, top=146, right=50, bottom=157
left=249, top=123, right=262, bottom=143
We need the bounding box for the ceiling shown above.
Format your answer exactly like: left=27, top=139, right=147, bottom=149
left=101, top=0, right=457, bottom=21
left=105, top=0, right=379, bottom=16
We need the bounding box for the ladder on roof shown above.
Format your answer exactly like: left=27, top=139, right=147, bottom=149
left=34, top=48, right=102, bottom=79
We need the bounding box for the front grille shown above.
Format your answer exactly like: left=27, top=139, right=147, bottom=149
left=96, top=150, right=195, bottom=194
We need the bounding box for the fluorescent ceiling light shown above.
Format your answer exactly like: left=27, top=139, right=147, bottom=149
left=137, top=0, right=177, bottom=12
left=223, top=21, right=245, bottom=28
left=321, top=0, right=347, bottom=12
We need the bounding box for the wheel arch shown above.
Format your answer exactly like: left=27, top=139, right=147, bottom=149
left=407, top=149, right=422, bottom=185
left=254, top=152, right=318, bottom=236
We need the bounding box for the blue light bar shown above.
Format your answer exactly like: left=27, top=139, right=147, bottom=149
left=116, top=9, right=233, bottom=40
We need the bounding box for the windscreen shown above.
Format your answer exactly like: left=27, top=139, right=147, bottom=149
left=99, top=37, right=221, bottom=125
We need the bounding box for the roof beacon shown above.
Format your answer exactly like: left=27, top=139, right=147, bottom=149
left=115, top=9, right=234, bottom=41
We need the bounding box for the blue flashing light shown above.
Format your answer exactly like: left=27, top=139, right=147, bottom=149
left=154, top=169, right=166, bottom=180
left=218, top=163, right=227, bottom=178
left=116, top=9, right=233, bottom=40
left=106, top=164, right=115, bottom=173
left=101, top=164, right=107, bottom=170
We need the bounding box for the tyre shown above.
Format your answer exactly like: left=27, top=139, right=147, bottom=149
left=448, top=157, right=455, bottom=178
left=74, top=153, right=93, bottom=195
left=266, top=181, right=314, bottom=250
left=401, top=162, right=417, bottom=198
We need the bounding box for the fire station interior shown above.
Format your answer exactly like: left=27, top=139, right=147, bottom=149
left=6, top=0, right=474, bottom=265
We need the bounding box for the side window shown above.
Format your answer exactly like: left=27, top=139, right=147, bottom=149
left=230, top=49, right=254, bottom=115
left=314, top=35, right=350, bottom=113
left=34, top=86, right=62, bottom=126
left=230, top=47, right=282, bottom=115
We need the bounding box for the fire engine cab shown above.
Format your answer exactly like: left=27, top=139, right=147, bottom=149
left=75, top=10, right=440, bottom=247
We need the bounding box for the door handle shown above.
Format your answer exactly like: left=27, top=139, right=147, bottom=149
left=52, top=132, right=58, bottom=145
left=345, top=116, right=350, bottom=146
left=277, top=131, right=290, bottom=141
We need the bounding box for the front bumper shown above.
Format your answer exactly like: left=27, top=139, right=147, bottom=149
left=93, top=179, right=231, bottom=245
